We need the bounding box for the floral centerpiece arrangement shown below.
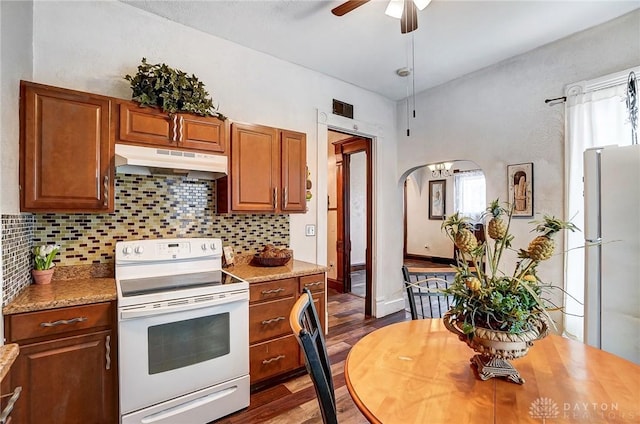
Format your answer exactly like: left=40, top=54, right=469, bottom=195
left=31, top=244, right=60, bottom=285
left=441, top=199, right=578, bottom=384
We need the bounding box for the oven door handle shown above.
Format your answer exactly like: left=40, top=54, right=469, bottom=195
left=120, top=291, right=248, bottom=320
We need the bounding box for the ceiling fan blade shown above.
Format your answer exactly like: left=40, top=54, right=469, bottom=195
left=401, top=0, right=418, bottom=33
left=331, top=0, right=371, bottom=16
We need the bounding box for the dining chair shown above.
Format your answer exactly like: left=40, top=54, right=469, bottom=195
left=289, top=288, right=338, bottom=424
left=402, top=265, right=454, bottom=319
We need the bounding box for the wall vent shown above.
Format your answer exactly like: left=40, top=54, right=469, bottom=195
left=332, top=99, right=354, bottom=119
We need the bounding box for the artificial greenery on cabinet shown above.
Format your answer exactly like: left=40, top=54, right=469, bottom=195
left=125, top=57, right=226, bottom=119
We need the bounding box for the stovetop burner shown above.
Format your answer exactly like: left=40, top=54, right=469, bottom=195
left=119, top=270, right=244, bottom=297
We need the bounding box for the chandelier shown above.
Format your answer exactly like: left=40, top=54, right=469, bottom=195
left=427, top=162, right=453, bottom=178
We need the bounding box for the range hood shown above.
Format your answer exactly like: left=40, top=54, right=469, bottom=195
left=115, top=144, right=227, bottom=180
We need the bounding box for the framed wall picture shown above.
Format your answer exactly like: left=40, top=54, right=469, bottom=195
left=507, top=162, right=534, bottom=217
left=428, top=180, right=446, bottom=220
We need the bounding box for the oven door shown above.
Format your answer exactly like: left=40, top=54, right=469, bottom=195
left=118, top=290, right=249, bottom=415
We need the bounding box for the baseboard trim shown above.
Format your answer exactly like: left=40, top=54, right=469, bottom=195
left=350, top=263, right=366, bottom=272
left=375, top=295, right=405, bottom=318
left=327, top=278, right=343, bottom=293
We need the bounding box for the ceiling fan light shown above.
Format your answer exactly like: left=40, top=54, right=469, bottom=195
left=384, top=0, right=404, bottom=19
left=412, top=0, right=431, bottom=11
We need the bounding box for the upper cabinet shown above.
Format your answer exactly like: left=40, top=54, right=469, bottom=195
left=218, top=122, right=306, bottom=214
left=20, top=81, right=114, bottom=212
left=118, top=101, right=228, bottom=154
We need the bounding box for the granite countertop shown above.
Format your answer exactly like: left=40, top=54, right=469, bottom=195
left=2, top=278, right=116, bottom=315
left=2, top=258, right=324, bottom=315
left=0, top=344, right=19, bottom=382
left=224, top=259, right=328, bottom=283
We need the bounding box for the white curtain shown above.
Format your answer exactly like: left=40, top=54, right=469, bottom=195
left=454, top=170, right=486, bottom=221
left=564, top=81, right=634, bottom=340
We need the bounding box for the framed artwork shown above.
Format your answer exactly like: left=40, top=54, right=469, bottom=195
left=507, top=162, right=534, bottom=217
left=428, top=180, right=446, bottom=220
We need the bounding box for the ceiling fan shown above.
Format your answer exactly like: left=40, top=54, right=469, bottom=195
left=331, top=0, right=431, bottom=34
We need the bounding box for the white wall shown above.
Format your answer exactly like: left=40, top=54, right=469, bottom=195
left=1, top=0, right=32, bottom=214
left=397, top=10, right=640, bottom=329
left=349, top=151, right=366, bottom=265
left=14, top=1, right=400, bottom=315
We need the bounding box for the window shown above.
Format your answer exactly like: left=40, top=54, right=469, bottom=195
left=454, top=170, right=486, bottom=221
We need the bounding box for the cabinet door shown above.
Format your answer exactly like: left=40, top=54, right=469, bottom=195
left=10, top=330, right=116, bottom=424
left=230, top=123, right=279, bottom=212
left=179, top=114, right=228, bottom=153
left=118, top=102, right=173, bottom=146
left=20, top=81, right=113, bottom=212
left=280, top=130, right=307, bottom=213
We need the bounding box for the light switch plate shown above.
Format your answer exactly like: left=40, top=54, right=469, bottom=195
left=305, top=224, right=316, bottom=237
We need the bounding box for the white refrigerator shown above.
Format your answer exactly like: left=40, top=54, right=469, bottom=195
left=583, top=144, right=640, bottom=365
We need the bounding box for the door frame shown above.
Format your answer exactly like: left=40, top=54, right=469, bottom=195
left=334, top=136, right=373, bottom=317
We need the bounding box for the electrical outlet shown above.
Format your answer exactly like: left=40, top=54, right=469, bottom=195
left=305, top=224, right=316, bottom=237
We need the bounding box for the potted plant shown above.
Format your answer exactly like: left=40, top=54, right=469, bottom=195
left=441, top=199, right=578, bottom=384
left=124, top=57, right=226, bottom=119
left=32, top=244, right=60, bottom=285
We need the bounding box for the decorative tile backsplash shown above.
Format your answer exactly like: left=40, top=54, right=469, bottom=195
left=2, top=174, right=290, bottom=305
left=1, top=214, right=34, bottom=304
left=33, top=174, right=290, bottom=264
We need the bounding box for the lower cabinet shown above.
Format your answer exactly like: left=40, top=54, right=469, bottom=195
left=4, top=302, right=117, bottom=424
left=248, top=273, right=326, bottom=387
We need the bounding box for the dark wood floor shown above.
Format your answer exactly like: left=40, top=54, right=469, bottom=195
left=214, top=289, right=410, bottom=423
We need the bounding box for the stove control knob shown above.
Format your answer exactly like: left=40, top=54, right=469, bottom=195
left=210, top=243, right=217, bottom=251
left=135, top=246, right=144, bottom=254
left=123, top=246, right=133, bottom=255
left=201, top=243, right=208, bottom=251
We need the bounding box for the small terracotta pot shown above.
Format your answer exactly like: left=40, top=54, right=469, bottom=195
left=32, top=268, right=55, bottom=285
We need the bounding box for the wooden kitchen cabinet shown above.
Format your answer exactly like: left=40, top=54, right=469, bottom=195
left=118, top=101, right=228, bottom=154
left=248, top=273, right=326, bottom=387
left=217, top=122, right=306, bottom=213
left=20, top=81, right=114, bottom=212
left=4, top=302, right=117, bottom=424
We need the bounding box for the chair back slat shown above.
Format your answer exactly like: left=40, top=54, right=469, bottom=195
left=290, top=289, right=337, bottom=424
left=402, top=265, right=455, bottom=319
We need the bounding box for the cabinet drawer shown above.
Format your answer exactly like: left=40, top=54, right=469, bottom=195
left=250, top=278, right=297, bottom=303
left=250, top=334, right=300, bottom=383
left=249, top=297, right=295, bottom=344
left=299, top=273, right=325, bottom=293
left=7, top=302, right=112, bottom=343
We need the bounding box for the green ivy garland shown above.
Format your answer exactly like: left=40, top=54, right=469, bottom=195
left=124, top=58, right=226, bottom=119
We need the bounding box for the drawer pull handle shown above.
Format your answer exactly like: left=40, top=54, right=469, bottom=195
left=103, top=175, right=109, bottom=207
left=262, top=355, right=285, bottom=365
left=261, top=288, right=285, bottom=295
left=261, top=316, right=286, bottom=325
left=304, top=281, right=323, bottom=287
left=0, top=386, right=22, bottom=424
left=40, top=316, right=88, bottom=327
left=105, top=335, right=111, bottom=370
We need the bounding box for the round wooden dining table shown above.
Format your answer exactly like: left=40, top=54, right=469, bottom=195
left=344, top=320, right=639, bottom=424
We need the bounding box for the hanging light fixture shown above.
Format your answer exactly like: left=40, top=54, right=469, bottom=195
left=427, top=162, right=453, bottom=178
left=385, top=0, right=432, bottom=18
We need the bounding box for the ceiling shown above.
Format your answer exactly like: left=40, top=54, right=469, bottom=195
left=123, top=1, right=640, bottom=101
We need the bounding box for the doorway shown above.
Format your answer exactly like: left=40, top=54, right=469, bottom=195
left=327, top=131, right=373, bottom=317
